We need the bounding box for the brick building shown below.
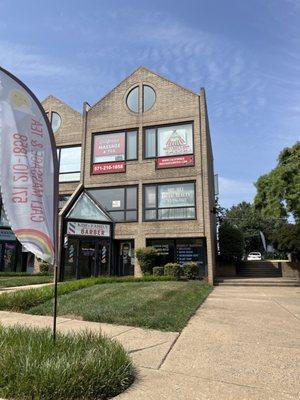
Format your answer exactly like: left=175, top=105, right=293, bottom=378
left=0, top=66, right=217, bottom=282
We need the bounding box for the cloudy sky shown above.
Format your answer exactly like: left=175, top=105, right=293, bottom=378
left=1, top=0, right=299, bottom=208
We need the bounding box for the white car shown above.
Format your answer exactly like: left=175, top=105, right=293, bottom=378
left=247, top=252, right=262, bottom=261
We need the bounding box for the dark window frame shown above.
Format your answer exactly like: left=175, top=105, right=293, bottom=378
left=87, top=185, right=138, bottom=223
left=143, top=121, right=195, bottom=160
left=143, top=181, right=197, bottom=222
left=91, top=128, right=138, bottom=171
left=57, top=145, right=81, bottom=183
left=126, top=86, right=139, bottom=113
left=142, top=84, right=156, bottom=112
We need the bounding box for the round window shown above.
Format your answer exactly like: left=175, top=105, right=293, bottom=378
left=143, top=85, right=156, bottom=112
left=126, top=86, right=139, bottom=113
left=51, top=112, right=61, bottom=133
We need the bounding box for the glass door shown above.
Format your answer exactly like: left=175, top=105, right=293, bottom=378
left=78, top=239, right=96, bottom=278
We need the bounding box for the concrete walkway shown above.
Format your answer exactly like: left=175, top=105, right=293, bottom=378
left=0, top=282, right=53, bottom=293
left=0, top=284, right=299, bottom=399
left=0, top=311, right=179, bottom=370
left=116, top=285, right=300, bottom=399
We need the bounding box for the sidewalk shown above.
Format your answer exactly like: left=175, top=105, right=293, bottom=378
left=117, top=285, right=300, bottom=399
left=0, top=310, right=179, bottom=370
left=0, top=284, right=299, bottom=399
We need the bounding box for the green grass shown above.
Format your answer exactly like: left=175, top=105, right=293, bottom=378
left=29, top=281, right=213, bottom=331
left=0, top=275, right=52, bottom=288
left=0, top=275, right=175, bottom=312
left=0, top=325, right=135, bottom=400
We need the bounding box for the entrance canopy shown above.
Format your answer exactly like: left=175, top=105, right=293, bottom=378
left=66, top=191, right=112, bottom=222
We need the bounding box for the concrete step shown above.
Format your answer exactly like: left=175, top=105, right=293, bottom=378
left=214, top=277, right=300, bottom=287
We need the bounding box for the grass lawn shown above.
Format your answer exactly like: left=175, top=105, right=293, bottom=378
left=29, top=281, right=213, bottom=331
left=0, top=325, right=134, bottom=399
left=0, top=275, right=52, bottom=288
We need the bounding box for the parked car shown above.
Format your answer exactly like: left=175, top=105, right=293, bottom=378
left=247, top=252, right=262, bottom=261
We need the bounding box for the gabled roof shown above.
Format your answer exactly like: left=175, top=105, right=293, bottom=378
left=90, top=66, right=199, bottom=111
left=42, top=95, right=82, bottom=115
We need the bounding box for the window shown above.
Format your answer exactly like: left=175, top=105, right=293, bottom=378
left=126, top=85, right=156, bottom=113
left=126, top=86, right=139, bottom=113
left=57, top=146, right=81, bottom=182
left=93, top=130, right=137, bottom=164
left=144, top=182, right=196, bottom=221
left=87, top=186, right=138, bottom=222
left=143, top=85, right=156, bottom=112
left=58, top=195, right=70, bottom=211
left=0, top=199, right=9, bottom=227
left=144, top=123, right=193, bottom=158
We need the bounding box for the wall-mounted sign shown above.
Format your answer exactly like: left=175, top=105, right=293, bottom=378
left=158, top=125, right=193, bottom=157
left=92, top=161, right=126, bottom=174
left=67, top=221, right=110, bottom=237
left=94, top=133, right=125, bottom=163
left=158, top=183, right=195, bottom=208
left=0, top=229, right=16, bottom=241
left=156, top=155, right=194, bottom=169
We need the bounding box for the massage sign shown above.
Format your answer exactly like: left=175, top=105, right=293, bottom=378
left=93, top=133, right=126, bottom=174
left=156, top=128, right=194, bottom=169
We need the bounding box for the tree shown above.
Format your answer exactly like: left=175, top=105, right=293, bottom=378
left=223, top=201, right=281, bottom=254
left=254, top=141, right=300, bottom=222
left=271, top=224, right=300, bottom=261
left=218, top=221, right=244, bottom=262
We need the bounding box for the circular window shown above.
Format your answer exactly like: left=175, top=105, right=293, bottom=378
left=126, top=86, right=139, bottom=113
left=143, top=85, right=156, bottom=112
left=51, top=112, right=61, bottom=133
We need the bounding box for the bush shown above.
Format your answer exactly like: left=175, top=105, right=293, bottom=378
left=164, top=263, right=181, bottom=279
left=153, top=266, right=164, bottom=276
left=38, top=259, right=53, bottom=275
left=135, top=247, right=158, bottom=274
left=183, top=262, right=199, bottom=279
left=0, top=325, right=135, bottom=399
left=219, top=221, right=244, bottom=262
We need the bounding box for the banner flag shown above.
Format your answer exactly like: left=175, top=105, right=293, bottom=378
left=0, top=67, right=58, bottom=264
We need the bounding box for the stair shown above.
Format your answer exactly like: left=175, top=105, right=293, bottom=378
left=237, top=261, right=282, bottom=278
left=214, top=277, right=300, bottom=287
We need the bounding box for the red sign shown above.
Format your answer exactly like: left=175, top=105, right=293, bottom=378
left=93, top=161, right=126, bottom=174
left=156, top=155, right=194, bottom=169
left=94, top=133, right=125, bottom=157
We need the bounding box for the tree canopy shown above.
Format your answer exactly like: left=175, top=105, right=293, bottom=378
left=222, top=201, right=282, bottom=254
left=218, top=221, right=244, bottom=262
left=254, top=141, right=300, bottom=222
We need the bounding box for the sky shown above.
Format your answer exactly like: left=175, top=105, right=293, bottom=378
left=0, top=0, right=299, bottom=208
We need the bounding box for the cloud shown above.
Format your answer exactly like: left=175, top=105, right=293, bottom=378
left=218, top=176, right=256, bottom=208
left=0, top=40, right=70, bottom=78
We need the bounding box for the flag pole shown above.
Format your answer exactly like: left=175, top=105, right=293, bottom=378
left=52, top=154, right=60, bottom=343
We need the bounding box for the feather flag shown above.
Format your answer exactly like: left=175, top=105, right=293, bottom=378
left=0, top=66, right=58, bottom=264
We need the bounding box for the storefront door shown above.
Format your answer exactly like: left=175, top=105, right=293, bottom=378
left=0, top=242, right=17, bottom=272
left=78, top=239, right=96, bottom=278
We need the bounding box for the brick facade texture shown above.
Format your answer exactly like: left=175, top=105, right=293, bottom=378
left=42, top=67, right=217, bottom=282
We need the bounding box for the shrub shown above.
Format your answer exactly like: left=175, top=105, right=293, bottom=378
left=38, top=259, right=53, bottom=275
left=135, top=247, right=158, bottom=274
left=0, top=325, right=135, bottom=399
left=183, top=262, right=199, bottom=279
left=164, top=263, right=181, bottom=279
left=219, top=221, right=244, bottom=262
left=153, top=266, right=164, bottom=276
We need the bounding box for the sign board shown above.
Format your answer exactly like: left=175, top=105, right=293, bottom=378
left=94, top=133, right=125, bottom=161
left=157, top=125, right=193, bottom=157
left=0, top=229, right=16, bottom=241
left=92, top=161, right=125, bottom=174
left=158, top=183, right=195, bottom=208
left=112, top=200, right=121, bottom=208
left=156, top=155, right=194, bottom=169
left=67, top=221, right=110, bottom=237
